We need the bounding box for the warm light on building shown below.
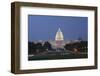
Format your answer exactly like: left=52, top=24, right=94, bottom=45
left=55, top=28, right=64, bottom=48
left=55, top=28, right=64, bottom=41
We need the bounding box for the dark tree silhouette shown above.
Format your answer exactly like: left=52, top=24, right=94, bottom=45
left=80, top=41, right=88, bottom=52
left=64, top=44, right=73, bottom=51
left=64, top=41, right=88, bottom=52
left=43, top=41, right=52, bottom=51
left=35, top=42, right=44, bottom=54
left=28, top=42, right=37, bottom=54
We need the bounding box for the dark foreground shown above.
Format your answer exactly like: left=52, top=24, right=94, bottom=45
left=28, top=52, right=87, bottom=61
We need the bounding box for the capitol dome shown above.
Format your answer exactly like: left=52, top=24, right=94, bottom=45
left=55, top=28, right=64, bottom=41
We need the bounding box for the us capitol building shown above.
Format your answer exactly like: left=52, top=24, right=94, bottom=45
left=28, top=27, right=87, bottom=59
left=48, top=28, right=80, bottom=49
left=50, top=28, right=65, bottom=49
left=34, top=27, right=81, bottom=50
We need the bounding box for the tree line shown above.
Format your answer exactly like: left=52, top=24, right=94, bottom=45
left=64, top=41, right=88, bottom=52
left=28, top=41, right=88, bottom=55
left=28, top=41, right=52, bottom=55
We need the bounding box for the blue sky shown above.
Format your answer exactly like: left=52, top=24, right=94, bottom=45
left=28, top=15, right=88, bottom=41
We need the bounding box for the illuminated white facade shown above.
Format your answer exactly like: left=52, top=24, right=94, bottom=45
left=55, top=28, right=64, bottom=41
left=55, top=28, right=64, bottom=48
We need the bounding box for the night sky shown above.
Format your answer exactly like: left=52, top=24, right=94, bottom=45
left=28, top=15, right=88, bottom=42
